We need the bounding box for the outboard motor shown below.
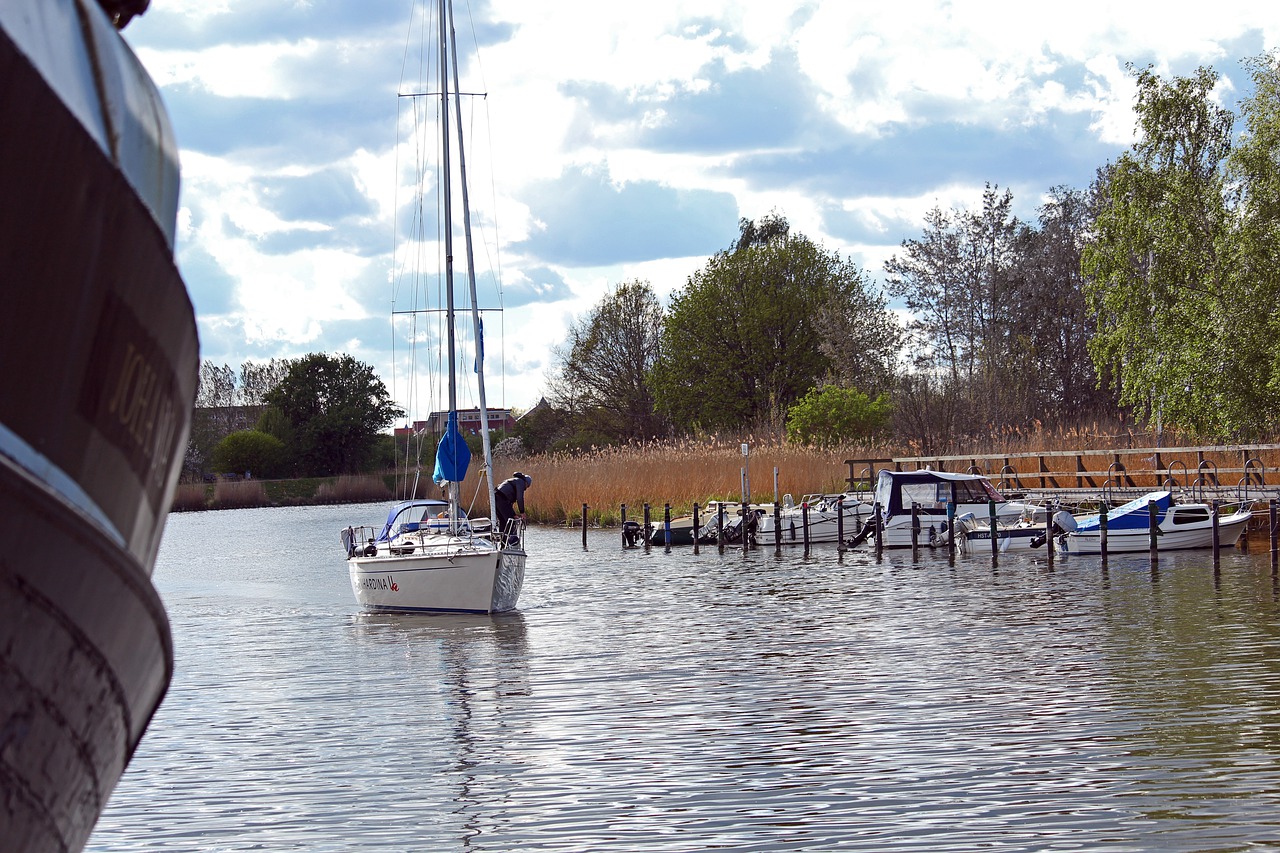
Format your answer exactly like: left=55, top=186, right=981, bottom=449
left=622, top=519, right=644, bottom=548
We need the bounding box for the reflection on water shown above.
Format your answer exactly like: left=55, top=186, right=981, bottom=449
left=88, top=505, right=1280, bottom=851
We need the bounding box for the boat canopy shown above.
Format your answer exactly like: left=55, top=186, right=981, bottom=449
left=375, top=499, right=456, bottom=541
left=874, top=469, right=1006, bottom=516
left=1073, top=491, right=1171, bottom=532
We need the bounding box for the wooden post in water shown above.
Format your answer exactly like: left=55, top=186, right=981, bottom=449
left=773, top=501, right=782, bottom=556
left=1270, top=499, right=1278, bottom=575
left=1211, top=499, right=1221, bottom=570
left=802, top=501, right=811, bottom=557
left=911, top=501, right=920, bottom=560
left=988, top=499, right=998, bottom=564
left=946, top=502, right=956, bottom=566
left=1148, top=500, right=1159, bottom=567
left=692, top=503, right=700, bottom=555
left=741, top=499, right=750, bottom=555
left=718, top=502, right=725, bottom=555
left=836, top=496, right=846, bottom=555
left=643, top=503, right=651, bottom=552
left=663, top=503, right=672, bottom=553
left=620, top=503, right=627, bottom=550
left=1045, top=501, right=1054, bottom=570
left=873, top=501, right=883, bottom=560
left=1100, top=502, right=1108, bottom=563
left=581, top=503, right=588, bottom=550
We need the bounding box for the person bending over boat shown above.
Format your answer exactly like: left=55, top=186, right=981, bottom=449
left=495, top=472, right=532, bottom=541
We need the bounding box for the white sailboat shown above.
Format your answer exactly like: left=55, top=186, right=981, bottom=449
left=341, top=0, right=525, bottom=613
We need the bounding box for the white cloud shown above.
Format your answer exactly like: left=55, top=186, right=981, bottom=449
left=126, top=0, right=1280, bottom=410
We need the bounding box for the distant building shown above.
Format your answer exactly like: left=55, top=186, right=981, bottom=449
left=394, top=407, right=517, bottom=438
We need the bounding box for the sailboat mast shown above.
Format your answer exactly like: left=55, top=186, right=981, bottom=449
left=438, top=0, right=460, bottom=528
left=445, top=0, right=499, bottom=535
left=438, top=0, right=456, bottom=416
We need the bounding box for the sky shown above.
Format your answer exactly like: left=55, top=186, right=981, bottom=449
left=124, top=0, right=1280, bottom=418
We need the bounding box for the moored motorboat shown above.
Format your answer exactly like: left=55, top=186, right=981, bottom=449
left=854, top=469, right=1039, bottom=549
left=1, top=1, right=199, bottom=849
left=754, top=493, right=874, bottom=546
left=1057, top=491, right=1254, bottom=554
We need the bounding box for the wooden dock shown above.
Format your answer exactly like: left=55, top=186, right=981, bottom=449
left=845, top=443, right=1280, bottom=506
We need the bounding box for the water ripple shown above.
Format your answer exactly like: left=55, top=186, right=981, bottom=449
left=87, top=507, right=1280, bottom=851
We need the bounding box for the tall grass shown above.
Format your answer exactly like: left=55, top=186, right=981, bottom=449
left=510, top=422, right=1280, bottom=526
left=511, top=436, right=868, bottom=526
left=171, top=483, right=210, bottom=512
left=210, top=479, right=268, bottom=509
left=314, top=475, right=393, bottom=504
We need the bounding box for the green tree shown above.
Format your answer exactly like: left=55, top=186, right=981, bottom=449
left=265, top=353, right=403, bottom=476
left=785, top=386, right=891, bottom=447
left=210, top=430, right=287, bottom=478
left=1228, top=53, right=1280, bottom=431
left=1082, top=64, right=1238, bottom=437
left=652, top=215, right=892, bottom=432
left=547, top=280, right=667, bottom=441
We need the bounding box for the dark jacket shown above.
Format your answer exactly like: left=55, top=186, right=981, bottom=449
left=496, top=475, right=528, bottom=512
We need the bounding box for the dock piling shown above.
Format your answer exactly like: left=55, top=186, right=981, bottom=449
left=692, top=503, right=700, bottom=555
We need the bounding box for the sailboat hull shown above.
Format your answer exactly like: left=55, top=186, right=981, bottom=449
left=348, top=546, right=526, bottom=614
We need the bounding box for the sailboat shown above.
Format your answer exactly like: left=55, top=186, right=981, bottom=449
left=341, top=0, right=525, bottom=614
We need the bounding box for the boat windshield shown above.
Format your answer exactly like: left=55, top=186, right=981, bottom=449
left=376, top=500, right=468, bottom=540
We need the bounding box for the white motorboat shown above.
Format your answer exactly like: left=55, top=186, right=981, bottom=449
left=342, top=0, right=524, bottom=614
left=854, top=469, right=1039, bottom=549
left=754, top=493, right=874, bottom=546
left=1057, top=490, right=1254, bottom=554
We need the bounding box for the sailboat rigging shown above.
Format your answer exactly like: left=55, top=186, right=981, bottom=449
left=341, top=0, right=526, bottom=614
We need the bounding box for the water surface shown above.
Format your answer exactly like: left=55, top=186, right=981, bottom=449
left=88, top=503, right=1280, bottom=851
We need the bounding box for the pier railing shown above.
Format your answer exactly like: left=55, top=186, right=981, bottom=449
left=845, top=443, right=1280, bottom=503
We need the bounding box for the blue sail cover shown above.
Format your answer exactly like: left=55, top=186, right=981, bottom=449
left=433, top=411, right=472, bottom=485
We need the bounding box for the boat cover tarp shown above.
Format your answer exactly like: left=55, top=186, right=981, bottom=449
left=1073, top=490, right=1172, bottom=532
left=433, top=410, right=471, bottom=485
left=874, top=469, right=1006, bottom=516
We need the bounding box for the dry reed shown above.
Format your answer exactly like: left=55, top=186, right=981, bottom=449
left=508, top=436, right=870, bottom=526
left=508, top=422, right=1280, bottom=526
left=315, top=475, right=394, bottom=504
left=171, top=483, right=209, bottom=512
left=210, top=479, right=268, bottom=509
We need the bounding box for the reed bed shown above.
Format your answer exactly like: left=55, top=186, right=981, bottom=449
left=210, top=479, right=268, bottom=509
left=511, top=436, right=868, bottom=527
left=510, top=423, right=1280, bottom=526
left=314, top=475, right=394, bottom=504
left=171, top=483, right=210, bottom=512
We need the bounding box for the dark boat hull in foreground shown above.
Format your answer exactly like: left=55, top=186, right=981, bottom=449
left=0, top=1, right=198, bottom=850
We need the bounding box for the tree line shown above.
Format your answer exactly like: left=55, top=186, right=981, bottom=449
left=189, top=354, right=400, bottom=479
left=523, top=55, right=1280, bottom=454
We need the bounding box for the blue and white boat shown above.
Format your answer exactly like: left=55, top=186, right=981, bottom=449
left=1058, top=490, right=1253, bottom=554
left=340, top=0, right=525, bottom=614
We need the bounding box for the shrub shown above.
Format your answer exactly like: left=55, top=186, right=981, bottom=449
left=786, top=386, right=892, bottom=448
left=211, top=430, right=287, bottom=478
